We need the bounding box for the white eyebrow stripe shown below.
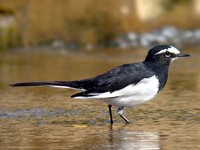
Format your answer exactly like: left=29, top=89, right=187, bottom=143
left=155, top=49, right=167, bottom=55
left=155, top=46, right=180, bottom=55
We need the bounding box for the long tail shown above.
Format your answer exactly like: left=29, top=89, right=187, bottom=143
left=9, top=81, right=86, bottom=91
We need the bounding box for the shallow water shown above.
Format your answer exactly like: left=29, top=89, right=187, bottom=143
left=0, top=47, right=200, bottom=149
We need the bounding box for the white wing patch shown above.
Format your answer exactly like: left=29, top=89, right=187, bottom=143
left=49, top=85, right=85, bottom=91
left=155, top=46, right=180, bottom=55
left=74, top=75, right=159, bottom=106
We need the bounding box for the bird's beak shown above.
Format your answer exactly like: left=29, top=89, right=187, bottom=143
left=176, top=53, right=191, bottom=58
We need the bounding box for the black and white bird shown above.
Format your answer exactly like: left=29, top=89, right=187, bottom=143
left=10, top=45, right=190, bottom=124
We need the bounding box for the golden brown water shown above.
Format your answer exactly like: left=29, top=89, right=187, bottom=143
left=0, top=47, right=200, bottom=149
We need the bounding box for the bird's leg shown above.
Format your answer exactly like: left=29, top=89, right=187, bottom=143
left=117, top=106, right=129, bottom=124
left=108, top=105, right=113, bottom=124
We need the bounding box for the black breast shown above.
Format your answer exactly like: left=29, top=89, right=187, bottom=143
left=144, top=62, right=170, bottom=91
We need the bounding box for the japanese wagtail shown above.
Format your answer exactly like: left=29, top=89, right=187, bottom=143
left=10, top=45, right=190, bottom=124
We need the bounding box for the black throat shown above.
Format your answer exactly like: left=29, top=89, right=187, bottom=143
left=144, top=61, right=170, bottom=91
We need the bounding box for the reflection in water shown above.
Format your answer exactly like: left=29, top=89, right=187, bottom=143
left=108, top=126, right=160, bottom=150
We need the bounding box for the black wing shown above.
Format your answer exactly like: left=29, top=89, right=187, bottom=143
left=71, top=63, right=154, bottom=98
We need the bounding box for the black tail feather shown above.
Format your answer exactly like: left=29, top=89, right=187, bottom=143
left=9, top=81, right=85, bottom=89
left=9, top=81, right=63, bottom=87
left=9, top=80, right=94, bottom=91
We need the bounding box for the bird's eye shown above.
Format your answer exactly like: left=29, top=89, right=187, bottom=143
left=165, top=51, right=171, bottom=57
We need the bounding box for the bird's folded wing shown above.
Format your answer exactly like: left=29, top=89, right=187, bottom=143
left=72, top=63, right=154, bottom=98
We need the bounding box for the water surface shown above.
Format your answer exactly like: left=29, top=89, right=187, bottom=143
left=0, top=47, right=200, bottom=149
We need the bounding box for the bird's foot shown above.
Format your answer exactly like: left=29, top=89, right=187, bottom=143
left=117, top=106, right=130, bottom=124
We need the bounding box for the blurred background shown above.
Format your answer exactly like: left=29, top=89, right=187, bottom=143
left=0, top=0, right=200, bottom=51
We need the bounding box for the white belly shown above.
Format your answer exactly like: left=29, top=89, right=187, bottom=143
left=74, top=75, right=160, bottom=107
left=102, top=75, right=159, bottom=107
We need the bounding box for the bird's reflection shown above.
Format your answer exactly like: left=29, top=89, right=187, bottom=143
left=107, top=125, right=160, bottom=150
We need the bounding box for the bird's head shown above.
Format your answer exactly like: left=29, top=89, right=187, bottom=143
left=144, top=45, right=190, bottom=63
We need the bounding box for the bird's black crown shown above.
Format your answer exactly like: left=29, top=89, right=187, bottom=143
left=145, top=45, right=175, bottom=63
